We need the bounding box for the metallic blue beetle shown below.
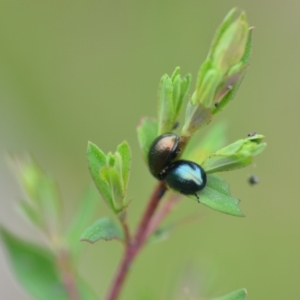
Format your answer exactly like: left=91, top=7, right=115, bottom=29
left=164, top=160, right=206, bottom=199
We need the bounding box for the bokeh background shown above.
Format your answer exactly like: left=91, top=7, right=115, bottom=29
left=0, top=1, right=299, bottom=299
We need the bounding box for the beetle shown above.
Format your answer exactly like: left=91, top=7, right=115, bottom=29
left=148, top=133, right=180, bottom=179
left=163, top=160, right=207, bottom=200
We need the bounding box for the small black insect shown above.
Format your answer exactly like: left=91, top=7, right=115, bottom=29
left=247, top=132, right=257, bottom=137
left=248, top=175, right=260, bottom=186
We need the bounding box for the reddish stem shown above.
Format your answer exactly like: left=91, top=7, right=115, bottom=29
left=57, top=249, right=81, bottom=300
left=122, top=222, right=131, bottom=244
left=144, top=194, right=181, bottom=239
left=105, top=181, right=166, bottom=300
left=134, top=181, right=166, bottom=246
left=104, top=243, right=137, bottom=300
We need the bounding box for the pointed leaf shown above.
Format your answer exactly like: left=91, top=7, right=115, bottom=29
left=177, top=73, right=191, bottom=112
left=170, top=72, right=192, bottom=123
left=213, top=288, right=247, bottom=300
left=171, top=67, right=191, bottom=121
left=137, top=117, right=159, bottom=161
left=0, top=227, right=69, bottom=300
left=181, top=102, right=212, bottom=137
left=213, top=28, right=253, bottom=114
left=87, top=142, right=114, bottom=211
left=193, top=60, right=212, bottom=104
left=241, top=27, right=253, bottom=65
left=158, top=74, right=174, bottom=134
left=213, top=63, right=244, bottom=103
left=184, top=122, right=228, bottom=164
left=116, top=141, right=131, bottom=191
left=171, top=66, right=181, bottom=81
left=196, top=68, right=222, bottom=108
left=208, top=8, right=238, bottom=60
left=80, top=217, right=123, bottom=244
left=10, top=156, right=63, bottom=235
left=100, top=167, right=125, bottom=212
left=211, top=13, right=248, bottom=72
left=171, top=74, right=181, bottom=116
left=188, top=175, right=244, bottom=217
left=202, top=134, right=266, bottom=173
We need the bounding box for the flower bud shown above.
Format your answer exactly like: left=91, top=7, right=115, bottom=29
left=211, top=12, right=249, bottom=75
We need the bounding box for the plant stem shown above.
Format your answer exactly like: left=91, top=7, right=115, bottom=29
left=105, top=181, right=166, bottom=300
left=106, top=132, right=194, bottom=300
left=104, top=243, right=137, bottom=300
left=57, top=249, right=81, bottom=300
left=144, top=194, right=181, bottom=239
left=134, top=181, right=166, bottom=246
left=122, top=220, right=131, bottom=244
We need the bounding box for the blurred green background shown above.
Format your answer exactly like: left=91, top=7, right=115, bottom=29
left=1, top=1, right=299, bottom=299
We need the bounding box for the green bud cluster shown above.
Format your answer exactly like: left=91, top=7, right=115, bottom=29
left=182, top=8, right=252, bottom=137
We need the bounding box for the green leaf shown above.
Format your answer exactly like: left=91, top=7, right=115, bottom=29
left=171, top=74, right=181, bottom=115
left=188, top=175, right=244, bottom=217
left=10, top=156, right=63, bottom=236
left=106, top=152, right=115, bottom=167
left=100, top=167, right=125, bottom=211
left=177, top=73, right=191, bottom=113
left=116, top=141, right=131, bottom=193
left=241, top=26, right=253, bottom=65
left=183, top=122, right=228, bottom=164
left=212, top=61, right=244, bottom=102
left=171, top=66, right=181, bottom=81
left=0, top=227, right=69, bottom=300
left=212, top=288, right=247, bottom=300
left=211, top=13, right=248, bottom=73
left=137, top=117, right=159, bottom=161
left=193, top=59, right=213, bottom=105
left=202, top=134, right=266, bottom=173
left=80, top=217, right=123, bottom=244
left=87, top=142, right=131, bottom=213
left=157, top=74, right=174, bottom=134
left=170, top=67, right=191, bottom=122
left=66, top=185, right=99, bottom=253
left=212, top=28, right=253, bottom=114
left=181, top=101, right=212, bottom=137
left=195, top=67, right=222, bottom=108
left=208, top=8, right=238, bottom=60
left=87, top=142, right=115, bottom=211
